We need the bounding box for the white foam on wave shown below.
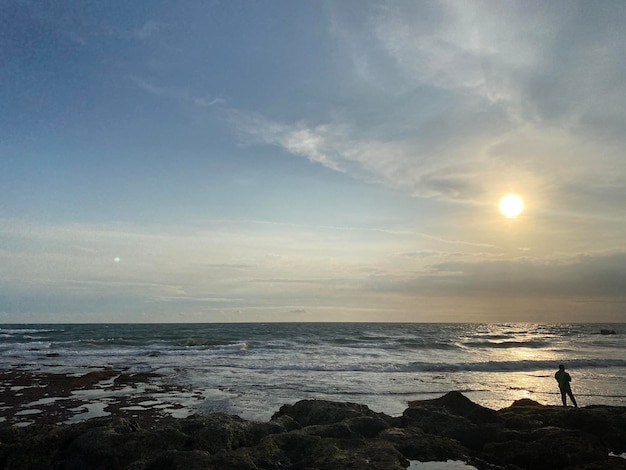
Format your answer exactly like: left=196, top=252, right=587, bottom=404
left=0, top=328, right=57, bottom=335
left=4, top=341, right=52, bottom=352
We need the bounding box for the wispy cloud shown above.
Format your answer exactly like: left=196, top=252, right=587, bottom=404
left=227, top=111, right=345, bottom=172
left=129, top=76, right=225, bottom=108
left=227, top=107, right=525, bottom=203
left=228, top=0, right=625, bottom=220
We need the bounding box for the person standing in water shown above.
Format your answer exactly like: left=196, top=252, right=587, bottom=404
left=555, top=364, right=578, bottom=407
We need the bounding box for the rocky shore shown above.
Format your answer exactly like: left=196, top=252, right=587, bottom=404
left=0, top=368, right=207, bottom=427
left=1, top=390, right=625, bottom=469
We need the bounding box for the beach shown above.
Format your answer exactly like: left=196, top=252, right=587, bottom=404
left=2, top=323, right=626, bottom=468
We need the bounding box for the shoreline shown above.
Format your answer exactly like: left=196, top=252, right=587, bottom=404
left=3, top=323, right=625, bottom=422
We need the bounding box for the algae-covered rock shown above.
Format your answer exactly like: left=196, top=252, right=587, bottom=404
left=408, top=391, right=502, bottom=425
left=271, top=399, right=388, bottom=427
left=2, top=393, right=625, bottom=470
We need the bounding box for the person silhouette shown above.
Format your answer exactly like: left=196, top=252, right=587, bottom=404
left=555, top=364, right=578, bottom=407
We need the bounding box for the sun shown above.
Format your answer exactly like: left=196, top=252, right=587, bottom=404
left=499, top=193, right=524, bottom=218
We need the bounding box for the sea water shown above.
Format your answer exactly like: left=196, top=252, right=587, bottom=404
left=1, top=323, right=624, bottom=421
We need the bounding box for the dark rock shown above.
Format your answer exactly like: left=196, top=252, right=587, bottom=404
left=498, top=402, right=626, bottom=455
left=144, top=450, right=213, bottom=470
left=482, top=427, right=608, bottom=470
left=239, top=430, right=323, bottom=469
left=303, top=421, right=357, bottom=439
left=63, top=418, right=189, bottom=469
left=509, top=398, right=544, bottom=408
left=302, top=415, right=390, bottom=439
left=246, top=432, right=408, bottom=470
left=270, top=413, right=301, bottom=431
left=178, top=413, right=253, bottom=452
left=498, top=400, right=546, bottom=431
left=379, top=426, right=467, bottom=462
left=271, top=399, right=387, bottom=427
left=247, top=419, right=291, bottom=443
left=402, top=403, right=475, bottom=434
left=409, top=391, right=502, bottom=424
left=2, top=393, right=625, bottom=470
left=345, top=415, right=390, bottom=438
left=575, top=457, right=626, bottom=469
left=308, top=437, right=408, bottom=470
left=401, top=403, right=508, bottom=451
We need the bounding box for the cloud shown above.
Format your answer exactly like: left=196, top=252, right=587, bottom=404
left=129, top=76, right=225, bottom=108
left=2, top=218, right=625, bottom=321
left=229, top=109, right=464, bottom=197
left=227, top=111, right=345, bottom=172
left=227, top=0, right=625, bottom=223
left=367, top=1, right=626, bottom=128
left=368, top=251, right=626, bottom=299
left=227, top=107, right=519, bottom=203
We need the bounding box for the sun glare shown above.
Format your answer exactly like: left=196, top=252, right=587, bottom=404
left=499, top=193, right=524, bottom=218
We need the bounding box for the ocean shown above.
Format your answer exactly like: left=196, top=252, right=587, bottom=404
left=1, top=323, right=625, bottom=422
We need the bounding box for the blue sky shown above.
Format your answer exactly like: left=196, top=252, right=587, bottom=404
left=1, top=0, right=625, bottom=323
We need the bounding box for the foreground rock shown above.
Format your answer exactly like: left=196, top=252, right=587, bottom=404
left=1, top=392, right=625, bottom=469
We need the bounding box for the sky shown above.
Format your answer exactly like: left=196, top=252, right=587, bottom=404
left=1, top=0, right=625, bottom=323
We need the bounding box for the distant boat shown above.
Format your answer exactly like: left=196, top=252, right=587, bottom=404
left=600, top=329, right=616, bottom=335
